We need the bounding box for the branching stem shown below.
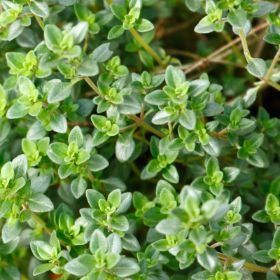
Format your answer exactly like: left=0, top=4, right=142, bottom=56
left=128, top=115, right=165, bottom=138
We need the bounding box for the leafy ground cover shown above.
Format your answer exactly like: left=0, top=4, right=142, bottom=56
left=1, top=0, right=280, bottom=279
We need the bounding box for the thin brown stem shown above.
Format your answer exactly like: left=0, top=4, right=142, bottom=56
left=156, top=17, right=199, bottom=39
left=180, top=22, right=268, bottom=74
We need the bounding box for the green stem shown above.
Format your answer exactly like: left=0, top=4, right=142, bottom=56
left=239, top=29, right=252, bottom=62
left=129, top=28, right=163, bottom=66
left=267, top=80, right=280, bottom=91
left=34, top=15, right=44, bottom=30
left=84, top=77, right=100, bottom=95
left=119, top=123, right=138, bottom=132
left=31, top=213, right=52, bottom=235
left=87, top=170, right=95, bottom=182
left=221, top=31, right=246, bottom=64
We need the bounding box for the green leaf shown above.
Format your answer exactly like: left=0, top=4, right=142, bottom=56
left=197, top=248, right=217, bottom=271
left=153, top=239, right=169, bottom=251
left=152, top=110, right=170, bottom=125
left=108, top=25, right=125, bottom=40
left=162, top=164, right=179, bottom=184
left=272, top=229, right=280, bottom=248
left=44, top=24, right=63, bottom=52
left=70, top=22, right=88, bottom=44
left=88, top=154, right=109, bottom=172
left=33, top=263, right=55, bottom=276
left=6, top=52, right=25, bottom=72
left=22, top=138, right=37, bottom=155
left=116, top=193, right=132, bottom=214
left=144, top=90, right=167, bottom=106
left=86, top=189, right=105, bottom=209
left=194, top=16, right=214, bottom=34
left=252, top=250, right=272, bottom=264
left=247, top=149, right=268, bottom=168
left=64, top=254, right=94, bottom=276
left=71, top=176, right=87, bottom=199
left=246, top=58, right=267, bottom=78
left=179, top=110, right=196, bottom=130
left=136, top=19, right=154, bottom=32
left=116, top=133, right=135, bottom=162
left=188, top=79, right=210, bottom=95
left=206, top=157, right=220, bottom=175
left=185, top=0, right=203, bottom=12
left=107, top=233, right=122, bottom=254
left=6, top=102, right=28, bottom=119
left=2, top=221, right=21, bottom=244
left=48, top=142, right=68, bottom=164
left=265, top=193, right=279, bottom=213
left=113, top=257, right=140, bottom=277
left=68, top=126, right=84, bottom=146
left=91, top=43, right=113, bottom=63
left=91, top=114, right=106, bottom=129
left=264, top=33, right=280, bottom=45
left=111, top=4, right=127, bottom=20
left=156, top=218, right=181, bottom=235
left=106, top=252, right=121, bottom=269
left=30, top=1, right=49, bottom=18
left=78, top=58, right=99, bottom=77
left=58, top=163, right=75, bottom=179
left=111, top=215, right=129, bottom=231
left=47, top=80, right=73, bottom=104
left=119, top=95, right=141, bottom=115
left=122, top=234, right=140, bottom=252
left=12, top=154, right=28, bottom=177
left=227, top=8, right=247, bottom=28
left=226, top=271, right=242, bottom=280
left=50, top=114, right=67, bottom=133
left=201, top=200, right=219, bottom=219
left=108, top=189, right=122, bottom=208
left=223, top=167, right=240, bottom=183
left=89, top=229, right=107, bottom=253
left=252, top=209, right=270, bottom=223
left=165, top=65, right=185, bottom=88
left=1, top=162, right=14, bottom=180
left=28, top=193, right=54, bottom=212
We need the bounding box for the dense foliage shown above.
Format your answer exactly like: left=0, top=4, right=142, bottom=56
left=1, top=0, right=280, bottom=279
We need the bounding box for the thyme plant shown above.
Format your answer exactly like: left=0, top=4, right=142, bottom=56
left=0, top=0, right=280, bottom=279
